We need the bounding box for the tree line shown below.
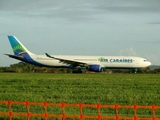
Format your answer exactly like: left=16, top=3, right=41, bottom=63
left=0, top=62, right=160, bottom=74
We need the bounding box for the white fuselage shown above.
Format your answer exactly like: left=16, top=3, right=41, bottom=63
left=29, top=55, right=151, bottom=69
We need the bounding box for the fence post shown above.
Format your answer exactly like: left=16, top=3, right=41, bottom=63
left=115, top=104, right=118, bottom=120
left=97, top=104, right=101, bottom=120
left=61, top=102, right=65, bottom=120
left=152, top=105, right=156, bottom=120
left=44, top=102, right=48, bottom=120
left=8, top=100, right=12, bottom=120
left=79, top=103, right=83, bottom=120
left=133, top=104, right=137, bottom=120
left=26, top=101, right=30, bottom=120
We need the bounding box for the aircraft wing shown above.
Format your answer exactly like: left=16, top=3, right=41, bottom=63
left=45, top=53, right=87, bottom=67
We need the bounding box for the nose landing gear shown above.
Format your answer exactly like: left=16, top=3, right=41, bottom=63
left=133, top=68, right=138, bottom=74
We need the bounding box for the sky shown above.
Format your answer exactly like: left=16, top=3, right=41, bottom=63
left=0, top=0, right=160, bottom=66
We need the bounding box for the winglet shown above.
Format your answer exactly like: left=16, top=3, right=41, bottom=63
left=45, top=53, right=53, bottom=58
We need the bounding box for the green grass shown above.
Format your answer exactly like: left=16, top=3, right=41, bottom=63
left=0, top=73, right=160, bottom=119
left=0, top=73, right=159, bottom=105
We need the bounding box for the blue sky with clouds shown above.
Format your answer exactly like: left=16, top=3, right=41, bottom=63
left=0, top=0, right=160, bottom=66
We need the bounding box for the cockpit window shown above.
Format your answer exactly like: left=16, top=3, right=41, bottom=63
left=144, top=60, right=148, bottom=62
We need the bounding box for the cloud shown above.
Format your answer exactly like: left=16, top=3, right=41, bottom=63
left=118, top=48, right=137, bottom=56
left=0, top=0, right=160, bottom=66
left=0, top=0, right=99, bottom=22
left=1, top=0, right=160, bottom=24
left=137, top=40, right=160, bottom=44
left=94, top=0, right=160, bottom=14
left=148, top=22, right=160, bottom=24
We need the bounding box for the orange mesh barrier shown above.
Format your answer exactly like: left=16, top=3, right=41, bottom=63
left=0, top=100, right=160, bottom=120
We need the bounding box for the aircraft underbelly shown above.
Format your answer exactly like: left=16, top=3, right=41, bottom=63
left=102, top=62, right=136, bottom=68
left=36, top=59, right=68, bottom=67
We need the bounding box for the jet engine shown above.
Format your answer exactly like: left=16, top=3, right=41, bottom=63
left=88, top=64, right=103, bottom=72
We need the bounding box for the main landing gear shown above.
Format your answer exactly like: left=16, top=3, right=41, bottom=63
left=72, top=69, right=83, bottom=73
left=132, top=68, right=138, bottom=74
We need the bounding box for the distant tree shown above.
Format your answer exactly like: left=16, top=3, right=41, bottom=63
left=144, top=67, right=153, bottom=73
left=10, top=62, right=35, bottom=73
left=154, top=68, right=160, bottom=74
left=1, top=62, right=159, bottom=74
left=66, top=69, right=72, bottom=73
left=104, top=69, right=113, bottom=74
left=0, top=67, right=15, bottom=72
left=137, top=67, right=153, bottom=74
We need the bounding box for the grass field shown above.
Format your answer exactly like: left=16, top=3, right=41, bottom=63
left=0, top=73, right=160, bottom=119
left=0, top=73, right=160, bottom=104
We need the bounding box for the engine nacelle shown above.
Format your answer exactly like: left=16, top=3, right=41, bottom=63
left=88, top=64, right=102, bottom=72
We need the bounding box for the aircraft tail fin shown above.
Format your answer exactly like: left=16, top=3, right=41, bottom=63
left=7, top=36, right=35, bottom=56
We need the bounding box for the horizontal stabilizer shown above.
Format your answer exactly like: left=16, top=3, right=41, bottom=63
left=4, top=54, right=23, bottom=60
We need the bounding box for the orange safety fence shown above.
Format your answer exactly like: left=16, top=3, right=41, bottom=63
left=0, top=100, right=160, bottom=120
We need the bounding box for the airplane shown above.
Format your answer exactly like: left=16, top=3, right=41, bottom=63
left=5, top=36, right=151, bottom=73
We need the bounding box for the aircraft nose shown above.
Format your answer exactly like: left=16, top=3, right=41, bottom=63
left=148, top=61, right=151, bottom=66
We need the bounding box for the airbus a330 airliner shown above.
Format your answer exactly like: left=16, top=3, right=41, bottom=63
left=5, top=36, right=151, bottom=73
